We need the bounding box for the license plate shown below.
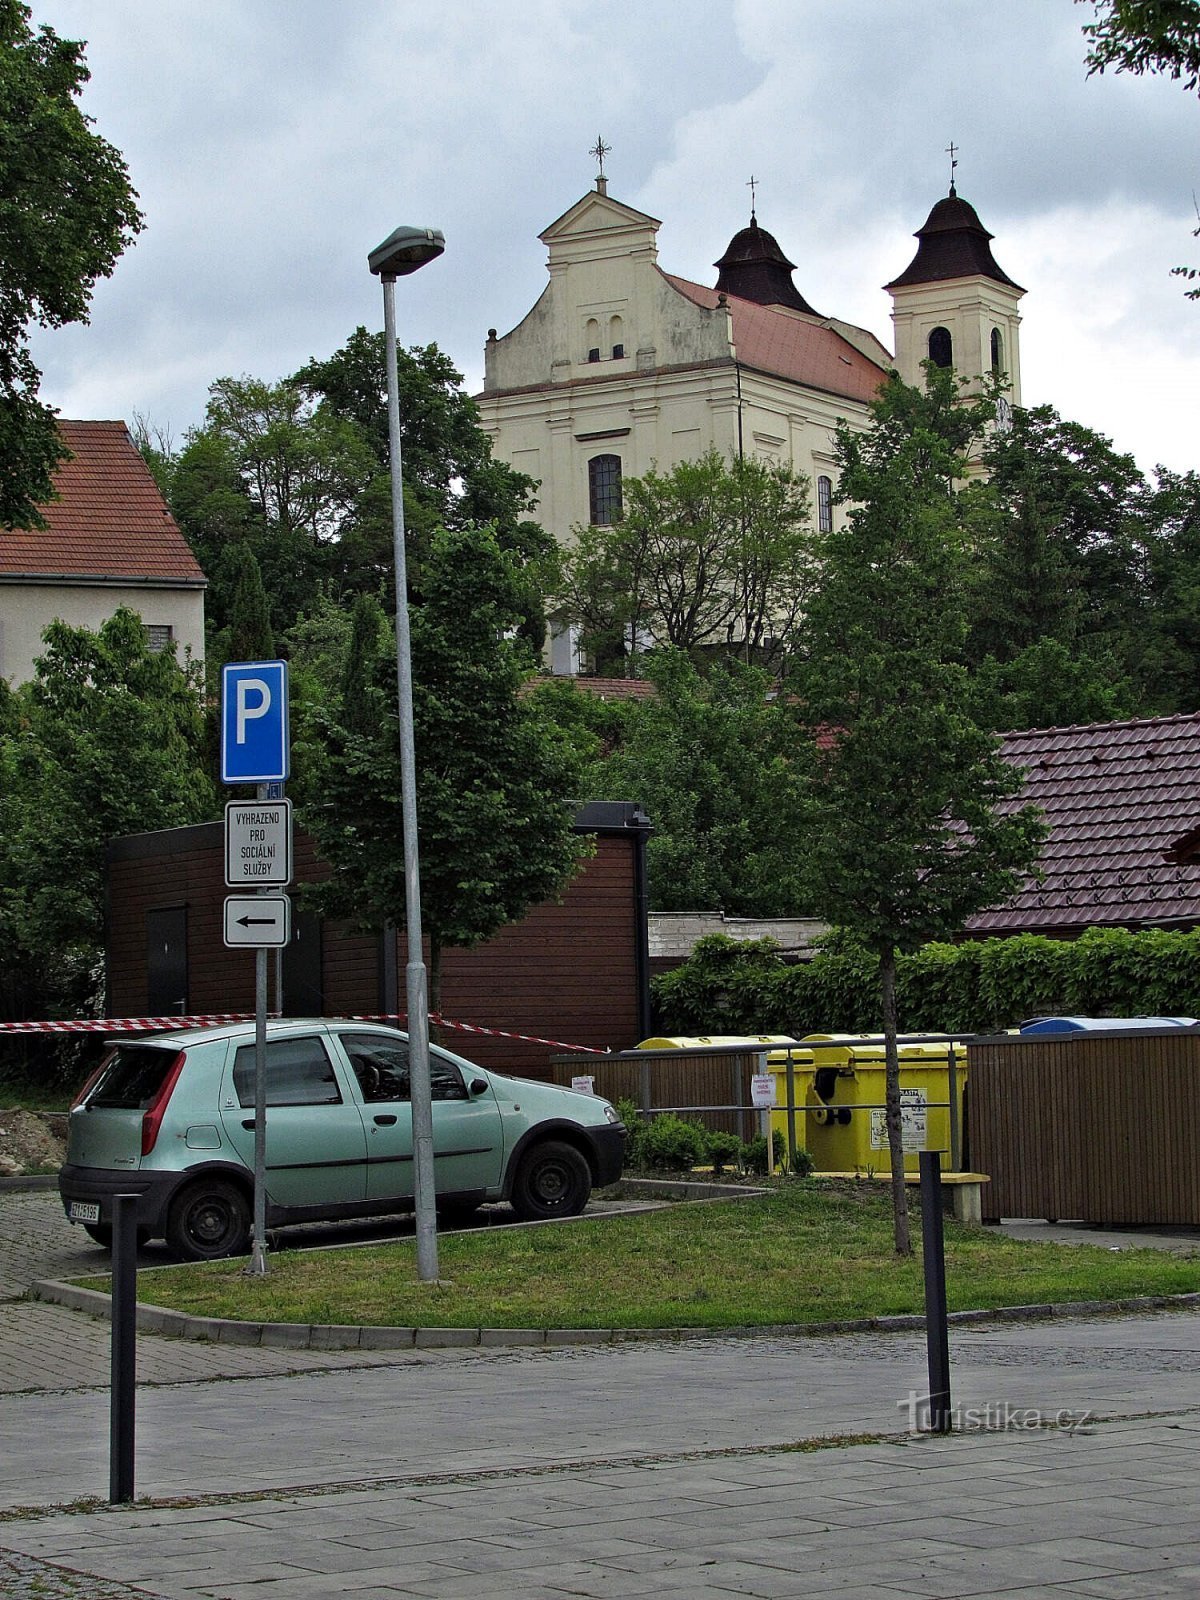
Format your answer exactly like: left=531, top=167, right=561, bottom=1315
left=69, top=1202, right=101, bottom=1224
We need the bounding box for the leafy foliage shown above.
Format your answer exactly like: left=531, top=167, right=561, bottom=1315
left=562, top=649, right=811, bottom=914
left=298, top=525, right=586, bottom=1004
left=651, top=928, right=1200, bottom=1038
left=555, top=449, right=812, bottom=673
left=0, top=609, right=214, bottom=1025
left=0, top=1, right=143, bottom=526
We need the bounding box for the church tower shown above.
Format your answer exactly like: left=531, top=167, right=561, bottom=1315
left=886, top=185, right=1024, bottom=415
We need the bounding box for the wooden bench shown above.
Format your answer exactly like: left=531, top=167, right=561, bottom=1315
left=814, top=1170, right=990, bottom=1225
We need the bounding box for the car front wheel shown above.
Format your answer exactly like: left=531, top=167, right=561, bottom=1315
left=166, top=1178, right=251, bottom=1261
left=510, top=1140, right=591, bottom=1221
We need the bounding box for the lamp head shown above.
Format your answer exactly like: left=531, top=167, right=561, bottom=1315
left=368, top=226, right=445, bottom=279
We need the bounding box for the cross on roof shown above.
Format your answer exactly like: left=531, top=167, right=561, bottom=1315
left=747, top=173, right=758, bottom=220
left=589, top=136, right=611, bottom=177
left=946, top=140, right=959, bottom=195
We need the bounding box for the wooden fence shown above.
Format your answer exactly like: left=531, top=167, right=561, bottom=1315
left=967, top=1028, right=1200, bottom=1225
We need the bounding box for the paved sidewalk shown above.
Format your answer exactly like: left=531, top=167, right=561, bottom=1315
left=5, top=1189, right=1200, bottom=1597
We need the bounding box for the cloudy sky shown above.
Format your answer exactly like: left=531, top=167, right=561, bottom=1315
left=26, top=0, right=1200, bottom=476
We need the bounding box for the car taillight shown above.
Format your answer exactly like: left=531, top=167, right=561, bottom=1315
left=70, top=1050, right=114, bottom=1110
left=141, top=1051, right=188, bottom=1157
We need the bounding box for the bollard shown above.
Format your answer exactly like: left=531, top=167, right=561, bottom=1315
left=109, top=1192, right=138, bottom=1503
left=919, top=1151, right=952, bottom=1434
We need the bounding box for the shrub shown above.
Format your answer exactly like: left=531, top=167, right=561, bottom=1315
left=639, top=1113, right=708, bottom=1172
left=742, top=1130, right=787, bottom=1174
left=704, top=1128, right=742, bottom=1174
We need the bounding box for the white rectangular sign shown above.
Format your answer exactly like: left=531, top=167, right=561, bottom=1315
left=225, top=800, right=292, bottom=886
left=870, top=1088, right=928, bottom=1152
left=750, top=1073, right=776, bottom=1108
left=224, top=894, right=292, bottom=948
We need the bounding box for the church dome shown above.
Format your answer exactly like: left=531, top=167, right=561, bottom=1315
left=885, top=188, right=1023, bottom=291
left=714, top=216, right=819, bottom=314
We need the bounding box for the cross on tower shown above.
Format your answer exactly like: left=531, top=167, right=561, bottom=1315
left=747, top=173, right=758, bottom=220
left=946, top=140, right=959, bottom=195
left=589, top=136, right=611, bottom=177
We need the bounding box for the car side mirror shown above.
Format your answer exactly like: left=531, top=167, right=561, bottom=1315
left=469, top=1078, right=489, bottom=1097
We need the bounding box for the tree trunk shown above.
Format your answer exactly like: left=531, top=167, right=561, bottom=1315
left=880, top=945, right=913, bottom=1256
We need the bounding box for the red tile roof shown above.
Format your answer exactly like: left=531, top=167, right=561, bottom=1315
left=664, top=275, right=888, bottom=405
left=964, top=713, right=1200, bottom=936
left=0, top=420, right=205, bottom=584
left=563, top=676, right=658, bottom=701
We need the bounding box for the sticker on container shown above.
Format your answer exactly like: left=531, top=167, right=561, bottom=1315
left=870, top=1087, right=928, bottom=1151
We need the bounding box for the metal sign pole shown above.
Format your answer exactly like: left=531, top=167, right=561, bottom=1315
left=247, top=782, right=270, bottom=1277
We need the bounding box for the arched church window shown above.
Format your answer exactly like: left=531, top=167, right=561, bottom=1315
left=586, top=318, right=600, bottom=363
left=991, top=326, right=1004, bottom=375
left=610, top=314, right=625, bottom=360
left=928, top=326, right=953, bottom=369
left=588, top=454, right=622, bottom=526
left=817, top=475, right=833, bottom=534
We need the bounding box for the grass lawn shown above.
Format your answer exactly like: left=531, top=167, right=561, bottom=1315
left=116, top=1181, right=1200, bottom=1330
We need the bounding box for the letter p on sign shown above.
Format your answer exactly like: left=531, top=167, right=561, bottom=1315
left=221, top=661, right=290, bottom=785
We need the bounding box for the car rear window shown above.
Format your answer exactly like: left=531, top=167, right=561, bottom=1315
left=89, top=1045, right=182, bottom=1110
left=233, top=1036, right=343, bottom=1108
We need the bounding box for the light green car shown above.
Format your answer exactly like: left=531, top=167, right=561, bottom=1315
left=59, top=1019, right=626, bottom=1260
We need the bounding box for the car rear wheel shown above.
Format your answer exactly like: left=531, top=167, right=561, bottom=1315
left=167, top=1178, right=251, bottom=1261
left=510, top=1140, right=591, bottom=1221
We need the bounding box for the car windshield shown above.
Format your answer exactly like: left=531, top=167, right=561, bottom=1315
left=89, top=1045, right=181, bottom=1109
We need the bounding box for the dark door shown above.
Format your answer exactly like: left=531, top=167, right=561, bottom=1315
left=146, top=906, right=188, bottom=1015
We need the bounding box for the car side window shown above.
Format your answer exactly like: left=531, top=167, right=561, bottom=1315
left=430, top=1053, right=468, bottom=1102
left=340, top=1033, right=411, bottom=1103
left=232, top=1037, right=342, bottom=1108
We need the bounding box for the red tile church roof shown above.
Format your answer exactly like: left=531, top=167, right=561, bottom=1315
left=664, top=275, right=887, bottom=405
left=0, top=420, right=205, bottom=585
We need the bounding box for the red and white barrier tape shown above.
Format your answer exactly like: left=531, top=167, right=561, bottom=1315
left=355, top=1014, right=607, bottom=1056
left=0, top=1010, right=606, bottom=1055
left=0, top=1013, right=252, bottom=1035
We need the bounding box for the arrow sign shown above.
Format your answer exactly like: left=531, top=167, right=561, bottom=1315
left=223, top=894, right=292, bottom=949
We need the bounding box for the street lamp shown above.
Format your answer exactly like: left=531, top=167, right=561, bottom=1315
left=369, top=223, right=445, bottom=1283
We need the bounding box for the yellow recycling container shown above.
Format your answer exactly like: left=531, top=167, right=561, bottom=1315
left=637, top=1036, right=798, bottom=1050
left=769, top=1034, right=968, bottom=1175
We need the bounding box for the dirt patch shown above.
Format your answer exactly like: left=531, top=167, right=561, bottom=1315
left=0, top=1110, right=66, bottom=1176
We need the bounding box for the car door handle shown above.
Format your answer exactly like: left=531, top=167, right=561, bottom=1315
left=373, top=1114, right=398, bottom=1126
left=241, top=1119, right=256, bottom=1131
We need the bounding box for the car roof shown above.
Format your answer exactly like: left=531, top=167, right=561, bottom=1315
left=110, top=1019, right=409, bottom=1048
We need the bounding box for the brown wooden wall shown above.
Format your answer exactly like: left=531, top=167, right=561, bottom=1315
left=106, top=817, right=646, bottom=1079
left=968, top=1030, right=1200, bottom=1224
left=547, top=1047, right=774, bottom=1141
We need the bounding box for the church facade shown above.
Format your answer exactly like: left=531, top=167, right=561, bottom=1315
left=476, top=175, right=1023, bottom=670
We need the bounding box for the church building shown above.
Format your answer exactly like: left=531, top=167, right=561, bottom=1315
left=476, top=170, right=1024, bottom=672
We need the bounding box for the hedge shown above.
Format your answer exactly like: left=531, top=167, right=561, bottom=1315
left=650, top=928, right=1200, bottom=1039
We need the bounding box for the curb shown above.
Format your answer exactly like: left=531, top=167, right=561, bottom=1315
left=0, top=1174, right=58, bottom=1192
left=30, top=1276, right=1200, bottom=1353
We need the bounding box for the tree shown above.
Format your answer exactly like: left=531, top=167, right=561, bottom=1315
left=299, top=525, right=585, bottom=1008
left=556, top=450, right=813, bottom=674
left=1079, top=0, right=1200, bottom=93
left=0, top=2, right=143, bottom=527
left=792, top=369, right=1045, bottom=1252
left=543, top=650, right=811, bottom=915
left=293, top=330, right=554, bottom=643
left=0, top=609, right=214, bottom=1029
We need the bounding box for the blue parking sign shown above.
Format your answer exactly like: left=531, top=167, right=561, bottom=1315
left=221, top=661, right=290, bottom=784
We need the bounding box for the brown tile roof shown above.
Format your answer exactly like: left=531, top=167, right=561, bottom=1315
left=664, top=274, right=888, bottom=405
left=964, top=713, right=1200, bottom=936
left=0, top=420, right=205, bottom=584
left=567, top=676, right=657, bottom=701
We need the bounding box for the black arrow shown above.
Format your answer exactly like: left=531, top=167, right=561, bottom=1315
left=237, top=915, right=279, bottom=927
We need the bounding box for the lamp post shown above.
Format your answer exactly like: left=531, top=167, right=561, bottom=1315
left=368, top=224, right=445, bottom=1283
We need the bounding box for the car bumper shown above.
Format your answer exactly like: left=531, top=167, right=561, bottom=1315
left=591, top=1123, right=627, bottom=1187
left=58, top=1165, right=181, bottom=1237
